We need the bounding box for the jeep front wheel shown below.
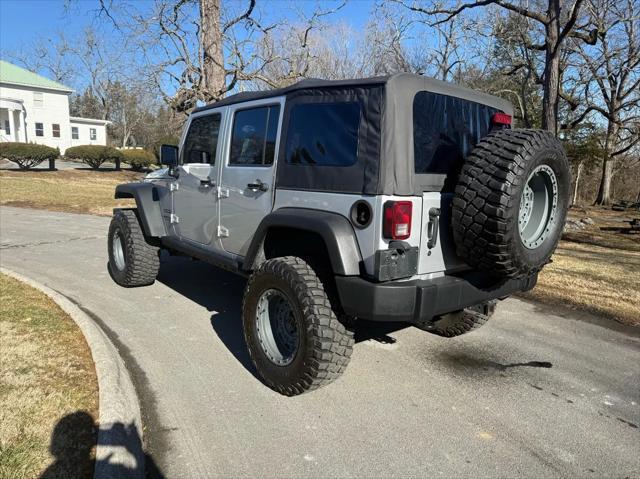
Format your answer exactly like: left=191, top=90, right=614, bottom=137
left=242, top=256, right=354, bottom=396
left=108, top=209, right=160, bottom=287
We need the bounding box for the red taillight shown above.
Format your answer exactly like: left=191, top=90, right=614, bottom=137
left=492, top=112, right=512, bottom=125
left=383, top=201, right=412, bottom=240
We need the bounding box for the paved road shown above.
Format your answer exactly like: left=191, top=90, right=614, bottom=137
left=1, top=206, right=639, bottom=478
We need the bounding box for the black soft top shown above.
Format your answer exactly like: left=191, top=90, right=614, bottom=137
left=195, top=73, right=513, bottom=196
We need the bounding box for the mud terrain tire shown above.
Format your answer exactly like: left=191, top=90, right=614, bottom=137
left=452, top=129, right=570, bottom=278
left=108, top=209, right=160, bottom=287
left=242, top=256, right=354, bottom=396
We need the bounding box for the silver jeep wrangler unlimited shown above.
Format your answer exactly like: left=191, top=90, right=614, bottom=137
left=108, top=73, right=569, bottom=396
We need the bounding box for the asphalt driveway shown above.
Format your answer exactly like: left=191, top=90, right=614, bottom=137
left=1, top=206, right=638, bottom=478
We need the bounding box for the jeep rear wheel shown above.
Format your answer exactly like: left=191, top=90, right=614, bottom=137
left=452, top=129, right=570, bottom=278
left=242, top=256, right=354, bottom=396
left=108, top=209, right=160, bottom=287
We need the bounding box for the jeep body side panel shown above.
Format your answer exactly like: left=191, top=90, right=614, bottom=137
left=242, top=207, right=363, bottom=276
left=115, top=183, right=167, bottom=238
left=273, top=190, right=427, bottom=277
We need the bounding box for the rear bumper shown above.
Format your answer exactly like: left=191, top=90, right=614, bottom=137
left=335, top=271, right=537, bottom=323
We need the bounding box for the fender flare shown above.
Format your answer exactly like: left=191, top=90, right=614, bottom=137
left=114, top=183, right=167, bottom=238
left=242, top=208, right=363, bottom=276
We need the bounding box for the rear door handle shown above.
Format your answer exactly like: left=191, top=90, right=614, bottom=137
left=427, top=207, right=440, bottom=249
left=200, top=179, right=215, bottom=187
left=247, top=179, right=268, bottom=192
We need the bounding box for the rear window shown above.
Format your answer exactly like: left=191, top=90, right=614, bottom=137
left=285, top=102, right=360, bottom=167
left=413, top=91, right=496, bottom=177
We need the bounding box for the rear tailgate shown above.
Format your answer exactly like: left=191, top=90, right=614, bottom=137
left=418, top=192, right=468, bottom=275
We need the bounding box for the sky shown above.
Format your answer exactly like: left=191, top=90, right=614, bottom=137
left=0, top=0, right=373, bottom=55
left=0, top=0, right=377, bottom=97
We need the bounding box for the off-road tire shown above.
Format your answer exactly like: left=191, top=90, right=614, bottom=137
left=242, top=256, right=354, bottom=396
left=452, top=129, right=570, bottom=278
left=108, top=209, right=160, bottom=287
left=429, top=302, right=495, bottom=338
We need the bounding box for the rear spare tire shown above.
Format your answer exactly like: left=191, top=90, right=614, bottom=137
left=452, top=129, right=570, bottom=278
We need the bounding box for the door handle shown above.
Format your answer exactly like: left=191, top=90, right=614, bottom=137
left=200, top=179, right=215, bottom=187
left=247, top=179, right=268, bottom=192
left=427, top=207, right=440, bottom=249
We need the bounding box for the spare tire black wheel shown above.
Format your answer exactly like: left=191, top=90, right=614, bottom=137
left=452, top=129, right=570, bottom=278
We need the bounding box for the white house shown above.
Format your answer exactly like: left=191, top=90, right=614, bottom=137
left=0, top=60, right=109, bottom=153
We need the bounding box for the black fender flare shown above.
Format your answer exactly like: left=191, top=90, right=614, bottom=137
left=242, top=208, right=363, bottom=276
left=114, top=182, right=167, bottom=238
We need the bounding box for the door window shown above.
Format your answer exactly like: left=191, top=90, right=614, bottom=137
left=229, top=105, right=280, bottom=166
left=182, top=113, right=221, bottom=164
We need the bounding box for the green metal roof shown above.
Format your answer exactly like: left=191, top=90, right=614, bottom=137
left=0, top=60, right=73, bottom=93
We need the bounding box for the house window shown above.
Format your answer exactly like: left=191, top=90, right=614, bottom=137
left=35, top=122, right=44, bottom=137
left=52, top=124, right=61, bottom=138
left=4, top=120, right=9, bottom=135
left=71, top=126, right=79, bottom=140
left=33, top=92, right=44, bottom=108
left=90, top=128, right=97, bottom=140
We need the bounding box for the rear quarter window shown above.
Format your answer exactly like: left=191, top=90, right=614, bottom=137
left=413, top=91, right=496, bottom=180
left=284, top=102, right=360, bottom=167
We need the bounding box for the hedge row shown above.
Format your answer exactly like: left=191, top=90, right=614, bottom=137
left=121, top=149, right=156, bottom=171
left=0, top=142, right=59, bottom=169
left=0, top=142, right=159, bottom=171
left=64, top=145, right=123, bottom=169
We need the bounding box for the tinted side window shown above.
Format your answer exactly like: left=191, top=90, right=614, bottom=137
left=413, top=92, right=495, bottom=176
left=182, top=113, right=221, bottom=164
left=229, top=105, right=280, bottom=166
left=285, top=102, right=360, bottom=167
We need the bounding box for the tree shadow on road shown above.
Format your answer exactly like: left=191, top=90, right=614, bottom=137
left=40, top=411, right=165, bottom=479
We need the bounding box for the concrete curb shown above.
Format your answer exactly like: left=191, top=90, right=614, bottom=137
left=1, top=268, right=144, bottom=479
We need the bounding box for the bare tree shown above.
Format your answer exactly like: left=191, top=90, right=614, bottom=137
left=4, top=33, right=75, bottom=85
left=393, top=0, right=599, bottom=135
left=96, top=0, right=347, bottom=114
left=570, top=0, right=640, bottom=205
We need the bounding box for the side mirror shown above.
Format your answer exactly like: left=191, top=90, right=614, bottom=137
left=159, top=144, right=178, bottom=167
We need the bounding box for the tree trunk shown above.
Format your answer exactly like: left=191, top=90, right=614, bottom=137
left=572, top=160, right=583, bottom=206
left=200, top=0, right=226, bottom=102
left=541, top=0, right=561, bottom=135
left=595, top=121, right=619, bottom=205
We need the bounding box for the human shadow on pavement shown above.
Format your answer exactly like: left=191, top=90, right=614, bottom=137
left=40, top=411, right=165, bottom=479
left=156, top=256, right=259, bottom=378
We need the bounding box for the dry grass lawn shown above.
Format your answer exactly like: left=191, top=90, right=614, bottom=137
left=524, top=206, right=640, bottom=326
left=0, top=274, right=98, bottom=479
left=0, top=169, right=140, bottom=216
